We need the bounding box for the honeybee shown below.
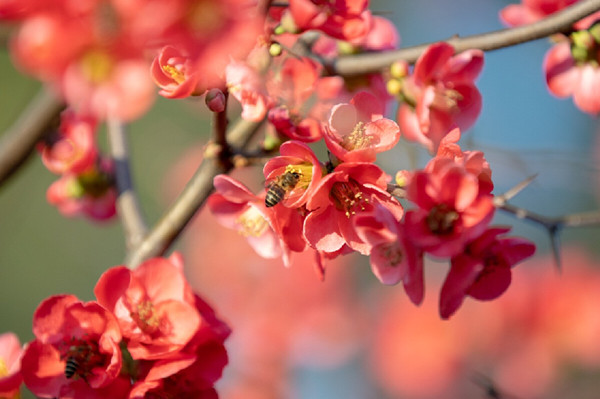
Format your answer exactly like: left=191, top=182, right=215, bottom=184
left=65, top=356, right=80, bottom=379
left=265, top=170, right=301, bottom=207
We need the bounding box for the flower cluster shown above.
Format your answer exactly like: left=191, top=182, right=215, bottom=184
left=18, top=254, right=230, bottom=399
left=1, top=0, right=263, bottom=120
left=38, top=110, right=117, bottom=221
left=210, top=90, right=534, bottom=318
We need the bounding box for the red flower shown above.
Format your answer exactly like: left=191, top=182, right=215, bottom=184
left=354, top=204, right=425, bottom=304
left=46, top=158, right=117, bottom=221
left=226, top=60, right=273, bottom=122
left=439, top=227, right=536, bottom=319
left=37, top=110, right=98, bottom=175
left=396, top=42, right=483, bottom=152
left=267, top=57, right=327, bottom=142
left=304, top=163, right=403, bottom=255
left=151, top=45, right=203, bottom=99
left=324, top=92, right=400, bottom=162
left=287, top=0, right=372, bottom=41
left=0, top=332, right=23, bottom=399
left=499, top=0, right=578, bottom=27
left=94, top=257, right=200, bottom=360
left=405, top=158, right=495, bottom=258
left=544, top=36, right=600, bottom=114
left=263, top=140, right=323, bottom=209
left=129, top=295, right=230, bottom=399
left=21, top=295, right=126, bottom=398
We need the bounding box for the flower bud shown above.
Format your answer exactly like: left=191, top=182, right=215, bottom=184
left=205, top=88, right=226, bottom=113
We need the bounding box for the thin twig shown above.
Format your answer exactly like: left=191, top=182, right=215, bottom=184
left=106, top=118, right=148, bottom=253
left=124, top=118, right=264, bottom=267
left=329, top=0, right=600, bottom=76
left=0, top=87, right=65, bottom=187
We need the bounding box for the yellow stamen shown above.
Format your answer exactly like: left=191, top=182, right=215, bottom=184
left=284, top=163, right=313, bottom=190
left=162, top=64, right=186, bottom=84
left=0, top=358, right=9, bottom=378
left=236, top=207, right=269, bottom=237
left=341, top=121, right=375, bottom=151
left=133, top=300, right=160, bottom=333
left=330, top=180, right=369, bottom=218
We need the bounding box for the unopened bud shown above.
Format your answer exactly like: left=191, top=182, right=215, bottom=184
left=390, top=61, right=409, bottom=79
left=205, top=88, right=226, bottom=113
left=395, top=170, right=412, bottom=187
left=386, top=78, right=403, bottom=96
left=269, top=42, right=283, bottom=57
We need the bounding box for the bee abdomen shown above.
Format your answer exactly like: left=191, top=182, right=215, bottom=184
left=265, top=185, right=285, bottom=207
left=65, top=357, right=79, bottom=379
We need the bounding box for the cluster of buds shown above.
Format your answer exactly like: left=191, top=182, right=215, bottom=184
left=6, top=254, right=230, bottom=399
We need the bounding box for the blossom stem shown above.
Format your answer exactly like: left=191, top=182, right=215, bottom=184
left=0, top=86, right=64, bottom=186
left=124, top=118, right=264, bottom=267
left=106, top=117, right=148, bottom=252
left=328, top=0, right=600, bottom=76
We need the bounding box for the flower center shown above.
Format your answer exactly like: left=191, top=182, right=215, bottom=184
left=329, top=179, right=369, bottom=218
left=379, top=243, right=403, bottom=266
left=341, top=121, right=376, bottom=151
left=131, top=300, right=161, bottom=334
left=162, top=64, right=186, bottom=85
left=431, top=86, right=462, bottom=112
left=426, top=204, right=459, bottom=235
left=236, top=206, right=269, bottom=237
left=0, top=358, right=8, bottom=378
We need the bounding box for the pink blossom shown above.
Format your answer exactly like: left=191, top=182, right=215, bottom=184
left=95, top=257, right=201, bottom=360
left=324, top=91, right=400, bottom=162
left=0, top=332, right=23, bottom=399
left=21, top=295, right=126, bottom=398
left=405, top=158, right=495, bottom=257
left=263, top=140, right=323, bottom=208
left=396, top=42, right=484, bottom=152
left=227, top=61, right=273, bottom=122
left=207, top=174, right=306, bottom=265
left=267, top=57, right=326, bottom=142
left=46, top=158, right=117, bottom=221
left=544, top=40, right=600, bottom=114
left=151, top=45, right=203, bottom=99
left=304, top=163, right=403, bottom=255
left=287, top=0, right=372, bottom=41
left=439, top=227, right=536, bottom=319
left=38, top=110, right=98, bottom=175
left=500, top=0, right=578, bottom=27
left=354, top=205, right=425, bottom=304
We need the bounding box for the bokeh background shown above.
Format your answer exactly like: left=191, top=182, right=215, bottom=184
left=1, top=0, right=600, bottom=398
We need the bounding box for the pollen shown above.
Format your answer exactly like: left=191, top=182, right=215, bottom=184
left=0, top=358, right=8, bottom=378
left=285, top=163, right=313, bottom=189
left=340, top=122, right=374, bottom=151
left=162, top=64, right=186, bottom=84
left=133, top=300, right=160, bottom=332
left=236, top=206, right=269, bottom=237
left=330, top=179, right=369, bottom=218
left=432, top=87, right=463, bottom=112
